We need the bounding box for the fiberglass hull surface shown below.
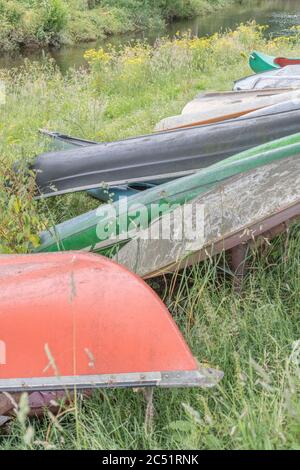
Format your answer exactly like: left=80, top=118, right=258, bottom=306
left=249, top=51, right=278, bottom=73
left=0, top=252, right=222, bottom=391
left=34, top=109, right=300, bottom=198
left=241, top=99, right=300, bottom=119
left=36, top=133, right=300, bottom=255
left=181, top=89, right=293, bottom=115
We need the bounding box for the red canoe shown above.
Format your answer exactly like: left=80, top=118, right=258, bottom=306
left=0, top=253, right=222, bottom=392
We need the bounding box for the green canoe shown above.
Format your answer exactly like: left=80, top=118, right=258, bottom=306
left=250, top=51, right=279, bottom=73
left=36, top=133, right=300, bottom=255
left=249, top=51, right=300, bottom=73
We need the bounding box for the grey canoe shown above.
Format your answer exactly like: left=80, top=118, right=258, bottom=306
left=115, top=155, right=300, bottom=278
left=33, top=107, right=300, bottom=198
left=155, top=89, right=300, bottom=131
left=234, top=65, right=300, bottom=91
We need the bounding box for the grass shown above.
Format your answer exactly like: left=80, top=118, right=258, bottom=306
left=0, top=0, right=234, bottom=51
left=1, top=23, right=300, bottom=449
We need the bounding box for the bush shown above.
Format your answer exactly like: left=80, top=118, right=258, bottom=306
left=39, top=0, right=69, bottom=33
left=0, top=0, right=25, bottom=25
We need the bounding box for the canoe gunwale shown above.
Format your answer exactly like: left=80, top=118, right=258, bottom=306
left=0, top=369, right=222, bottom=392
left=39, top=129, right=98, bottom=147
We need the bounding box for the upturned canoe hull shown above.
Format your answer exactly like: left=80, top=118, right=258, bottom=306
left=249, top=51, right=279, bottom=73
left=234, top=65, right=300, bottom=91
left=275, top=57, right=300, bottom=68
left=241, top=99, right=300, bottom=119
left=34, top=108, right=300, bottom=198
left=115, top=155, right=300, bottom=278
left=36, top=133, right=300, bottom=255
left=39, top=130, right=162, bottom=202
left=0, top=252, right=221, bottom=392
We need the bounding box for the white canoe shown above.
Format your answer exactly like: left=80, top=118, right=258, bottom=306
left=234, top=65, right=300, bottom=91
left=155, top=89, right=300, bottom=131
left=181, top=88, right=293, bottom=114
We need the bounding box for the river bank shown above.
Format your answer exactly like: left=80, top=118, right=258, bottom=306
left=0, top=0, right=234, bottom=52
left=1, top=0, right=300, bottom=74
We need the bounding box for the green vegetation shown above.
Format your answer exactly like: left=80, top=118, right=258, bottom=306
left=1, top=23, right=300, bottom=449
left=0, top=0, right=234, bottom=51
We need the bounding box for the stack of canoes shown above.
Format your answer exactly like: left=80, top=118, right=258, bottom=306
left=37, top=132, right=300, bottom=256
left=152, top=52, right=300, bottom=131
left=31, top=50, right=300, bottom=266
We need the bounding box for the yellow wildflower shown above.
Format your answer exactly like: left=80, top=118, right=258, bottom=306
left=84, top=48, right=112, bottom=65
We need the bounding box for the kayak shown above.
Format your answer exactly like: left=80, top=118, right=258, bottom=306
left=115, top=154, right=300, bottom=278
left=155, top=89, right=300, bottom=132
left=249, top=51, right=300, bottom=73
left=36, top=133, right=300, bottom=255
left=33, top=107, right=300, bottom=198
left=234, top=65, right=300, bottom=91
left=0, top=252, right=221, bottom=393
left=181, top=89, right=292, bottom=115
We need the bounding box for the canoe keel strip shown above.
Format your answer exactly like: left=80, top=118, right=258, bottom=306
left=115, top=156, right=300, bottom=278
left=0, top=253, right=222, bottom=391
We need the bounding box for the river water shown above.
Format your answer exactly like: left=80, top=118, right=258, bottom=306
left=0, top=0, right=299, bottom=73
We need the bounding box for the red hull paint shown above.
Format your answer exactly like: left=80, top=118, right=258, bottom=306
left=0, top=253, right=197, bottom=382
left=274, top=57, right=300, bottom=68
